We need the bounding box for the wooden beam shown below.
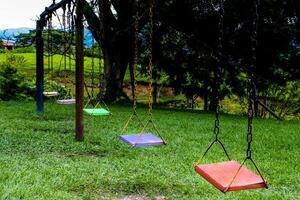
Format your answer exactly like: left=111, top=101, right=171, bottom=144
left=40, top=0, right=72, bottom=19
left=257, top=100, right=282, bottom=120
left=36, top=20, right=44, bottom=113
left=75, top=0, right=85, bottom=141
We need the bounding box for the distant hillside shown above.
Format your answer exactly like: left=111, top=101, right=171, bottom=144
left=0, top=28, right=32, bottom=39
left=0, top=27, right=93, bottom=47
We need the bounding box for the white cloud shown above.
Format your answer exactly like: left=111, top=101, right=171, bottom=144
left=0, top=0, right=53, bottom=29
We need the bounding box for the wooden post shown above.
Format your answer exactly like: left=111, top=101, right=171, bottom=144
left=75, top=0, right=85, bottom=141
left=36, top=20, right=44, bottom=113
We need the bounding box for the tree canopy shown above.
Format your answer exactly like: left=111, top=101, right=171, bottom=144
left=80, top=0, right=300, bottom=106
left=30, top=0, right=300, bottom=112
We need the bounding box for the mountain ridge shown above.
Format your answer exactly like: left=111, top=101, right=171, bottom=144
left=0, top=27, right=93, bottom=47
left=0, top=28, right=32, bottom=39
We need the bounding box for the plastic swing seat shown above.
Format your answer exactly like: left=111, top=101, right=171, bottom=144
left=56, top=99, right=76, bottom=105
left=195, top=160, right=267, bottom=192
left=83, top=108, right=110, bottom=116
left=120, top=133, right=164, bottom=147
left=43, top=91, right=58, bottom=97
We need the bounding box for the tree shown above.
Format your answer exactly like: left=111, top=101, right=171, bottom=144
left=82, top=0, right=139, bottom=102
left=15, top=31, right=36, bottom=47
left=81, top=0, right=300, bottom=105
left=0, top=40, right=3, bottom=49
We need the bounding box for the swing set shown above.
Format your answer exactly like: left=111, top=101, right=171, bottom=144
left=43, top=2, right=76, bottom=105
left=36, top=0, right=268, bottom=193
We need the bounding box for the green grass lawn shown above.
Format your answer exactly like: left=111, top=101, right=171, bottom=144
left=0, top=52, right=103, bottom=81
left=0, top=101, right=299, bottom=199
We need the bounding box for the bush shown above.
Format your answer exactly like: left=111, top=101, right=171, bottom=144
left=263, top=81, right=300, bottom=119
left=43, top=79, right=68, bottom=100
left=0, top=53, right=69, bottom=101
left=0, top=54, right=35, bottom=100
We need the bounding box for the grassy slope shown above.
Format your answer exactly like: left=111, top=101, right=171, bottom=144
left=0, top=52, right=253, bottom=115
left=0, top=53, right=102, bottom=78
left=0, top=101, right=299, bottom=199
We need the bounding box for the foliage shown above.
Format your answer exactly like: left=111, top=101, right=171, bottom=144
left=0, top=40, right=3, bottom=50
left=0, top=52, right=70, bottom=101
left=45, top=30, right=75, bottom=55
left=14, top=30, right=36, bottom=46
left=84, top=43, right=103, bottom=58
left=265, top=81, right=300, bottom=118
left=15, top=29, right=75, bottom=56
left=44, top=78, right=68, bottom=100
left=81, top=0, right=300, bottom=104
left=0, top=54, right=35, bottom=100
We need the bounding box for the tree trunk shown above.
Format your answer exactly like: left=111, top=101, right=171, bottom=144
left=101, top=46, right=128, bottom=102
left=203, top=92, right=208, bottom=111
left=83, top=0, right=134, bottom=102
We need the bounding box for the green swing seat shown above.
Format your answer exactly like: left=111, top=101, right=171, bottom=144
left=83, top=108, right=110, bottom=116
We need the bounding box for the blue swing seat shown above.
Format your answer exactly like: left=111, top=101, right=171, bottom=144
left=120, top=133, right=164, bottom=147
left=57, top=99, right=76, bottom=105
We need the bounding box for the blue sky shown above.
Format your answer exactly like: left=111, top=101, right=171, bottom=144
left=0, top=0, right=53, bottom=29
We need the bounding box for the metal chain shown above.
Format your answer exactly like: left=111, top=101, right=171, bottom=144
left=246, top=0, right=260, bottom=159
left=99, top=45, right=102, bottom=92
left=99, top=0, right=107, bottom=95
left=91, top=39, right=95, bottom=97
left=47, top=16, right=52, bottom=72
left=48, top=14, right=54, bottom=73
left=197, top=0, right=230, bottom=163
left=214, top=0, right=224, bottom=141
left=246, top=94, right=254, bottom=158
left=147, top=0, right=154, bottom=118
left=67, top=3, right=72, bottom=71
left=133, top=0, right=139, bottom=115
left=62, top=6, right=68, bottom=88
left=63, top=6, right=67, bottom=71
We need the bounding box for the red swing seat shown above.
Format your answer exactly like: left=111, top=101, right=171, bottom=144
left=195, top=160, right=267, bottom=192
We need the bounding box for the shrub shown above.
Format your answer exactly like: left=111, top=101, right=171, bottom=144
left=43, top=79, right=68, bottom=100
left=0, top=54, right=35, bottom=100
left=263, top=81, right=300, bottom=119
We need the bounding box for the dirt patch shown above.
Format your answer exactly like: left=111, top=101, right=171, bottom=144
left=119, top=195, right=145, bottom=200
left=119, top=195, right=165, bottom=200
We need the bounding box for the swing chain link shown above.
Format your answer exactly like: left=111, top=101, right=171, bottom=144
left=63, top=5, right=67, bottom=71
left=91, top=39, right=95, bottom=97
left=67, top=3, right=72, bottom=71
left=48, top=14, right=54, bottom=74
left=47, top=15, right=52, bottom=72
left=214, top=106, right=220, bottom=141
left=133, top=0, right=139, bottom=115
left=246, top=0, right=260, bottom=159
left=214, top=0, right=224, bottom=141
left=246, top=92, right=253, bottom=158
left=147, top=0, right=154, bottom=118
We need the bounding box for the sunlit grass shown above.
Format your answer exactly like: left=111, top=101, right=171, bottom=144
left=0, top=101, right=299, bottom=199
